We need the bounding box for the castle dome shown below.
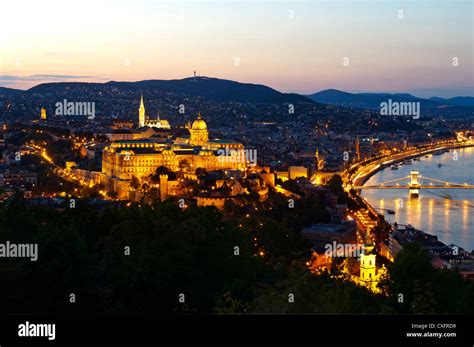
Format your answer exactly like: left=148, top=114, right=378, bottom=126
left=192, top=112, right=207, bottom=130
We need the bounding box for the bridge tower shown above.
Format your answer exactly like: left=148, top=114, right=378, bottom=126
left=409, top=170, right=420, bottom=197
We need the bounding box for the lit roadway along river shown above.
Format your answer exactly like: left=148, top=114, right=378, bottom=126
left=362, top=147, right=474, bottom=252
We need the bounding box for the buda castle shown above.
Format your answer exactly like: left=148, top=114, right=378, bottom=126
left=100, top=96, right=246, bottom=197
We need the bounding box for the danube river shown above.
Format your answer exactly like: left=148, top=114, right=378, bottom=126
left=362, top=147, right=474, bottom=251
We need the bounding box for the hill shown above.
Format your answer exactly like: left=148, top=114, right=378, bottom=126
left=307, top=89, right=441, bottom=109
left=0, top=87, right=24, bottom=97
left=25, top=77, right=313, bottom=104
left=306, top=89, right=474, bottom=117
left=429, top=96, right=474, bottom=107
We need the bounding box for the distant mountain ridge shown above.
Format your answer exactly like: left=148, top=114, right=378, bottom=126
left=428, top=96, right=474, bottom=107
left=307, top=89, right=474, bottom=110
left=2, top=79, right=473, bottom=110
left=0, top=87, right=24, bottom=97
left=22, top=76, right=313, bottom=104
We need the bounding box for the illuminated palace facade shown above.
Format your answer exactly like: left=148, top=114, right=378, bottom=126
left=100, top=98, right=245, bottom=197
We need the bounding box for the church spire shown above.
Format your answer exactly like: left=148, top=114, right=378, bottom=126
left=138, top=95, right=146, bottom=127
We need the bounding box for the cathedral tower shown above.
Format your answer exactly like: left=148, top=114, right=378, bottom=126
left=138, top=95, right=146, bottom=127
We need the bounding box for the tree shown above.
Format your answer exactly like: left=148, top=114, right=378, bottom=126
left=220, top=181, right=232, bottom=196
left=385, top=242, right=474, bottom=313
left=155, top=166, right=170, bottom=176
left=144, top=187, right=160, bottom=203
left=152, top=166, right=176, bottom=181
left=411, top=281, right=437, bottom=313
left=326, top=174, right=348, bottom=204
left=130, top=175, right=141, bottom=190
left=107, top=191, right=118, bottom=199
left=150, top=174, right=160, bottom=183
left=0, top=199, right=265, bottom=314
left=195, top=167, right=207, bottom=178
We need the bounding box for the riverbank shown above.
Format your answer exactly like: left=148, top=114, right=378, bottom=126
left=343, top=141, right=474, bottom=262
left=362, top=146, right=474, bottom=252
left=352, top=142, right=474, bottom=187
left=392, top=223, right=474, bottom=278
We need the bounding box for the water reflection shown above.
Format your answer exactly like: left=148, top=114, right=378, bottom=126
left=362, top=148, right=474, bottom=251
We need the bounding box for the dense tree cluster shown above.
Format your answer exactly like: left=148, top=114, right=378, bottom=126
left=0, top=200, right=262, bottom=313
left=0, top=196, right=472, bottom=314
left=384, top=243, right=474, bottom=313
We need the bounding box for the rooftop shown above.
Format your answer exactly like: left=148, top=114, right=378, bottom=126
left=208, top=138, right=240, bottom=144
left=301, top=221, right=356, bottom=235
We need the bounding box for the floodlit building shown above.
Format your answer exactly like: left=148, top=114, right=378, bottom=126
left=138, top=95, right=170, bottom=129
left=357, top=243, right=388, bottom=293
left=100, top=111, right=247, bottom=198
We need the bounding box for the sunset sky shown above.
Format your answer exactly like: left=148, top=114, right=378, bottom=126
left=1, top=0, right=472, bottom=97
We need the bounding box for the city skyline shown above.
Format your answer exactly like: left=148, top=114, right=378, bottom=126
left=1, top=1, right=473, bottom=342
left=1, top=0, right=473, bottom=97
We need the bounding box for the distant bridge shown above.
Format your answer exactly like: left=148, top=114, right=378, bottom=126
left=354, top=171, right=474, bottom=196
